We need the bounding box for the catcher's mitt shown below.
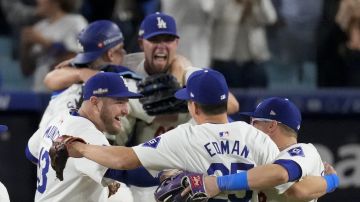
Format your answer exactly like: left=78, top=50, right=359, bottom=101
left=137, top=73, right=188, bottom=116
left=49, top=135, right=86, bottom=181
left=154, top=170, right=209, bottom=202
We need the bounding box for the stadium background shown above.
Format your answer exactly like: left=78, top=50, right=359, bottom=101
left=0, top=0, right=359, bottom=201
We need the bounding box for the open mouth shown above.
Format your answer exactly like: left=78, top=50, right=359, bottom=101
left=154, top=53, right=167, bottom=60
left=115, top=116, right=121, bottom=121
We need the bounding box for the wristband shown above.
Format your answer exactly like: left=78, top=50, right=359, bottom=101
left=324, top=174, right=339, bottom=193
left=217, top=171, right=249, bottom=191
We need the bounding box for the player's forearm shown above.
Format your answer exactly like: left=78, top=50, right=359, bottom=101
left=215, top=164, right=288, bottom=192
left=285, top=176, right=326, bottom=200
left=247, top=164, right=289, bottom=190
left=44, top=68, right=81, bottom=90
left=73, top=143, right=142, bottom=170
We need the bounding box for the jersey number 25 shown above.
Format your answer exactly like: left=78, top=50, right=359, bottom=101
left=208, top=162, right=254, bottom=202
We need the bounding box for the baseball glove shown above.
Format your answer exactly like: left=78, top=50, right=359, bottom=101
left=49, top=135, right=86, bottom=181
left=137, top=73, right=188, bottom=116
left=154, top=170, right=209, bottom=202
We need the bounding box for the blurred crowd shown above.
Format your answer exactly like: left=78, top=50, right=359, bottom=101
left=0, top=0, right=360, bottom=92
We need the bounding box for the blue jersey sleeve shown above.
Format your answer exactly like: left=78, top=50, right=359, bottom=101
left=104, top=167, right=159, bottom=187
left=274, top=159, right=302, bottom=182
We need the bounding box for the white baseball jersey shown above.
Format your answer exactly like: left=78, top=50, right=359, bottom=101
left=27, top=113, right=114, bottom=202
left=133, top=121, right=280, bottom=201
left=122, top=53, right=200, bottom=202
left=0, top=181, right=10, bottom=202
left=39, top=84, right=83, bottom=128
left=120, top=52, right=200, bottom=145
left=261, top=143, right=325, bottom=202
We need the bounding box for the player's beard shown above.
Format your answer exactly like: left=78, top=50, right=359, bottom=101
left=100, top=109, right=122, bottom=135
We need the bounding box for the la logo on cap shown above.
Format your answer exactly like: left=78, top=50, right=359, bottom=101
left=157, top=17, right=167, bottom=29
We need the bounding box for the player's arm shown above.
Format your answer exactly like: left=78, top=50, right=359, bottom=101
left=284, top=162, right=338, bottom=200
left=44, top=67, right=98, bottom=90
left=204, top=161, right=339, bottom=198
left=68, top=142, right=142, bottom=170
left=104, top=167, right=160, bottom=187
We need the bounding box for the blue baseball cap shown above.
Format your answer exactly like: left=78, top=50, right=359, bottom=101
left=0, top=125, right=7, bottom=133
left=72, top=20, right=124, bottom=65
left=175, top=69, right=229, bottom=105
left=139, top=12, right=179, bottom=39
left=83, top=72, right=142, bottom=100
left=241, top=97, right=302, bottom=132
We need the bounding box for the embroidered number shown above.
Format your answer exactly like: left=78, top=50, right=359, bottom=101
left=37, top=147, right=50, bottom=193
left=208, top=162, right=254, bottom=202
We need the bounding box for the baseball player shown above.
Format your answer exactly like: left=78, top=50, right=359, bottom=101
left=26, top=72, right=161, bottom=202
left=60, top=69, right=280, bottom=201
left=201, top=97, right=339, bottom=201
left=44, top=13, right=239, bottom=201
left=39, top=20, right=152, bottom=145
left=0, top=124, right=10, bottom=202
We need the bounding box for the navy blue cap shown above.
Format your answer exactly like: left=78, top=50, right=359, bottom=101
left=139, top=12, right=179, bottom=39
left=241, top=97, right=302, bottom=132
left=175, top=69, right=228, bottom=105
left=73, top=20, right=124, bottom=65
left=83, top=72, right=142, bottom=100
left=0, top=125, right=8, bottom=133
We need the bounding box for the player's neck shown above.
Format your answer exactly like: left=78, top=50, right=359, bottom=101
left=78, top=107, right=104, bottom=132
left=198, top=114, right=228, bottom=124
left=276, top=136, right=297, bottom=151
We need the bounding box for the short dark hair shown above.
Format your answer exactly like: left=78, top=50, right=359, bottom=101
left=196, top=102, right=227, bottom=116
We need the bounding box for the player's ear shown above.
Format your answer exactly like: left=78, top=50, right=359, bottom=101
left=268, top=120, right=278, bottom=133
left=89, top=96, right=99, bottom=105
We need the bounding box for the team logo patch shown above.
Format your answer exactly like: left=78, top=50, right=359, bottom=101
left=219, top=131, right=229, bottom=137
left=288, top=146, right=305, bottom=157
left=93, top=88, right=108, bottom=95
left=142, top=136, right=161, bottom=148
left=157, top=17, right=167, bottom=29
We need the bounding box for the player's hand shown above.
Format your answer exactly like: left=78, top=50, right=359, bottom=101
left=66, top=141, right=86, bottom=158
left=324, top=162, right=337, bottom=175
left=180, top=175, right=220, bottom=198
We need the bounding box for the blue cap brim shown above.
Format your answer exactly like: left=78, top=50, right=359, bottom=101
left=175, top=88, right=190, bottom=100
left=72, top=51, right=104, bottom=65
left=143, top=31, right=179, bottom=40
left=110, top=91, right=143, bottom=99
left=0, top=125, right=8, bottom=133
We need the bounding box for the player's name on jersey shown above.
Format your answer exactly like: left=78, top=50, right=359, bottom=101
left=204, top=140, right=249, bottom=158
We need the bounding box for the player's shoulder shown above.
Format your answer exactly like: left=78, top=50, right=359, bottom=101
left=280, top=143, right=321, bottom=159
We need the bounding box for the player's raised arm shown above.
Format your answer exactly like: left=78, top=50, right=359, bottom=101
left=69, top=142, right=141, bottom=170
left=44, top=66, right=98, bottom=90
